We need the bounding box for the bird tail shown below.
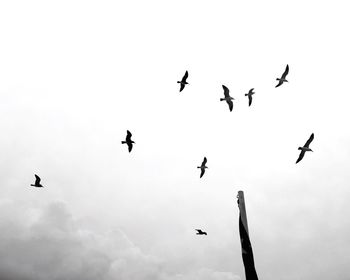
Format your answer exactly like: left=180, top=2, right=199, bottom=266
left=30, top=184, right=35, bottom=186
left=121, top=141, right=126, bottom=144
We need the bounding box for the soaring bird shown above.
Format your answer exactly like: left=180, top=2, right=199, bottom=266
left=197, top=157, right=208, bottom=178
left=31, top=174, right=44, bottom=188
left=220, top=85, right=234, bottom=111
left=245, top=88, right=255, bottom=106
left=296, top=133, right=314, bottom=164
left=275, top=64, right=289, bottom=88
left=177, top=71, right=189, bottom=92
left=121, top=130, right=135, bottom=152
left=195, top=229, right=207, bottom=235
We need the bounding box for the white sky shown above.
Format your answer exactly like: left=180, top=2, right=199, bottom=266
left=1, top=1, right=350, bottom=279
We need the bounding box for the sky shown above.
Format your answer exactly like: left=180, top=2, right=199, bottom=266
left=0, top=0, right=350, bottom=279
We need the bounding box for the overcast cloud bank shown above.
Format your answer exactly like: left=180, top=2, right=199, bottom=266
left=0, top=200, right=240, bottom=280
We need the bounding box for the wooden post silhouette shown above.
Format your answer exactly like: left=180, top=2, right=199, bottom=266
left=237, top=190, right=259, bottom=280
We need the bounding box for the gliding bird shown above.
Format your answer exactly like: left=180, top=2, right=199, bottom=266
left=122, top=130, right=135, bottom=152
left=177, top=71, right=189, bottom=92
left=296, top=133, right=314, bottom=164
left=195, top=229, right=207, bottom=235
left=31, top=174, right=44, bottom=188
left=220, top=85, right=234, bottom=111
left=197, top=157, right=208, bottom=178
left=245, top=88, right=255, bottom=106
left=275, top=64, right=289, bottom=88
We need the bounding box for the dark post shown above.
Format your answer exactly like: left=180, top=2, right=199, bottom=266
left=237, top=190, right=259, bottom=280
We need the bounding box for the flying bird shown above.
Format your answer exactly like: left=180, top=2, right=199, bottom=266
left=220, top=85, right=234, bottom=111
left=275, top=64, right=289, bottom=88
left=177, top=71, right=189, bottom=92
left=197, top=157, right=208, bottom=178
left=31, top=174, right=44, bottom=188
left=121, top=130, right=135, bottom=152
left=245, top=88, right=255, bottom=106
left=195, top=229, right=207, bottom=235
left=296, top=133, right=314, bottom=164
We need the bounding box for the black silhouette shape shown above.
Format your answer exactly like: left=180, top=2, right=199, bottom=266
left=121, top=130, right=135, bottom=152
left=275, top=64, right=289, bottom=87
left=220, top=85, right=234, bottom=111
left=31, top=174, right=44, bottom=188
left=195, top=229, right=207, bottom=235
left=197, top=157, right=208, bottom=178
left=177, top=71, right=189, bottom=92
left=245, top=88, right=255, bottom=106
left=296, top=133, right=314, bottom=164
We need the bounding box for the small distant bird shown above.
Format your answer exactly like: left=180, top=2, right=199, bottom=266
left=275, top=64, right=289, bottom=88
left=177, top=71, right=189, bottom=92
left=121, top=130, right=135, bottom=152
left=195, top=229, right=207, bottom=235
left=296, top=133, right=314, bottom=164
left=31, top=174, right=44, bottom=188
left=220, top=85, right=234, bottom=111
left=197, top=157, right=208, bottom=178
left=245, top=88, right=255, bottom=106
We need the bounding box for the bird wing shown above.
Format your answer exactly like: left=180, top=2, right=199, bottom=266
left=304, top=133, right=314, bottom=148
left=200, top=168, right=205, bottom=178
left=126, top=130, right=132, bottom=141
left=248, top=95, right=252, bottom=106
left=182, top=71, right=188, bottom=82
left=296, top=150, right=305, bottom=164
left=281, top=64, right=289, bottom=79
left=227, top=99, right=233, bottom=111
left=275, top=80, right=283, bottom=88
left=222, top=85, right=230, bottom=98
left=179, top=83, right=185, bottom=92
left=35, top=174, right=41, bottom=184
left=249, top=88, right=254, bottom=94
left=127, top=142, right=133, bottom=152
left=195, top=229, right=202, bottom=234
left=202, top=157, right=207, bottom=165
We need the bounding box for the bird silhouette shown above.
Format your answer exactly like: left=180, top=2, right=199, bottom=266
left=245, top=88, right=255, bottom=106
left=177, top=71, right=189, bottom=92
left=220, top=85, right=234, bottom=111
left=121, top=130, right=135, bottom=152
left=296, top=133, right=314, bottom=164
left=197, top=157, right=208, bottom=178
left=195, top=229, right=207, bottom=235
left=30, top=174, right=44, bottom=188
left=275, top=64, right=289, bottom=87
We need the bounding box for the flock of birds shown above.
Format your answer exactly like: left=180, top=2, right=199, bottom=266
left=30, top=64, right=314, bottom=236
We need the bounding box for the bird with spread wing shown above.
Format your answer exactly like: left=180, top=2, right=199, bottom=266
left=296, top=133, right=314, bottom=164
left=275, top=64, right=289, bottom=88
left=197, top=157, right=208, bottom=178
left=220, top=85, right=234, bottom=111
left=245, top=88, right=255, bottom=106
left=177, top=71, right=189, bottom=92
left=195, top=229, right=207, bottom=235
left=122, top=130, right=135, bottom=152
left=30, top=174, right=44, bottom=188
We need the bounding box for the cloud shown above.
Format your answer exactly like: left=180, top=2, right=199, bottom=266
left=0, top=200, right=240, bottom=280
left=169, top=268, right=241, bottom=280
